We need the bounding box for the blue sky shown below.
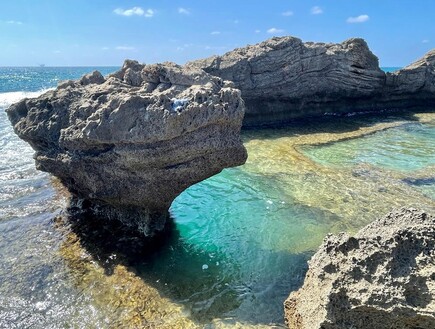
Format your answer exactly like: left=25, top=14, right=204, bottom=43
left=0, top=0, right=434, bottom=67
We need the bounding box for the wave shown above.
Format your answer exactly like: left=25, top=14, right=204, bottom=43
left=0, top=89, right=53, bottom=109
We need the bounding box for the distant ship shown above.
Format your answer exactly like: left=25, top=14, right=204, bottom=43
left=39, top=64, right=45, bottom=67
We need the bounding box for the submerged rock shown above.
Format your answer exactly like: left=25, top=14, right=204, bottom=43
left=7, top=60, right=247, bottom=235
left=284, top=208, right=435, bottom=329
left=189, top=36, right=386, bottom=125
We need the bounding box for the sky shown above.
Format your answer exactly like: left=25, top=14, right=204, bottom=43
left=0, top=0, right=434, bottom=67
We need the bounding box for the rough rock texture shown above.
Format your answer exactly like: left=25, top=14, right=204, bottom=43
left=190, top=36, right=435, bottom=126
left=189, top=36, right=386, bottom=125
left=7, top=60, right=247, bottom=235
left=284, top=208, right=435, bottom=329
left=384, top=49, right=435, bottom=107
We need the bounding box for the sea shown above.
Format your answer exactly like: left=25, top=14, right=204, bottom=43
left=0, top=66, right=434, bottom=328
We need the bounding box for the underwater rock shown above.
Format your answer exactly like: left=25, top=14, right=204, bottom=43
left=284, top=208, right=435, bottom=329
left=189, top=36, right=386, bottom=125
left=7, top=60, right=247, bottom=235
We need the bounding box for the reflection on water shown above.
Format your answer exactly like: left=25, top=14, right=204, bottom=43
left=0, top=110, right=434, bottom=328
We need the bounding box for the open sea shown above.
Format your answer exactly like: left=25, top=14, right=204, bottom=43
left=0, top=66, right=434, bottom=328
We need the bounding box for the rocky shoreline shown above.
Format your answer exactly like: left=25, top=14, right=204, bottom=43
left=190, top=37, right=435, bottom=126
left=5, top=35, right=435, bottom=328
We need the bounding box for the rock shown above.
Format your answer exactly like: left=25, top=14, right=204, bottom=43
left=284, top=208, right=435, bottom=329
left=384, top=49, right=435, bottom=106
left=7, top=60, right=247, bottom=235
left=189, top=36, right=386, bottom=126
left=190, top=36, right=435, bottom=126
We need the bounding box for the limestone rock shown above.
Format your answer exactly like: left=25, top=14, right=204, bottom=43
left=284, top=208, right=435, bottom=329
left=7, top=60, right=247, bottom=235
left=189, top=36, right=386, bottom=125
left=385, top=49, right=435, bottom=104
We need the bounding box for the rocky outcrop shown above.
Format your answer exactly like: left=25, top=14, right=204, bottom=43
left=284, top=208, right=435, bottom=329
left=384, top=49, right=435, bottom=107
left=190, top=36, right=435, bottom=126
left=7, top=60, right=247, bottom=235
left=189, top=37, right=386, bottom=125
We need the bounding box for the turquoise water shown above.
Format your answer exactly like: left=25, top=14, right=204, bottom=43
left=382, top=66, right=401, bottom=73
left=303, top=123, right=435, bottom=172
left=0, top=67, right=434, bottom=328
left=0, top=66, right=118, bottom=92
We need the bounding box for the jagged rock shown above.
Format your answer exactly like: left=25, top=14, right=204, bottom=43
left=190, top=36, right=435, bottom=126
left=7, top=60, right=247, bottom=235
left=189, top=36, right=386, bottom=126
left=385, top=49, right=435, bottom=105
left=284, top=208, right=435, bottom=329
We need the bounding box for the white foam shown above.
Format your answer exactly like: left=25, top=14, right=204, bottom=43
left=0, top=89, right=53, bottom=108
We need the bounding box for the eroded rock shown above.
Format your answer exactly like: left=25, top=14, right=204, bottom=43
left=190, top=36, right=435, bottom=126
left=189, top=37, right=386, bottom=125
left=7, top=60, right=247, bottom=235
left=284, top=208, right=435, bottom=329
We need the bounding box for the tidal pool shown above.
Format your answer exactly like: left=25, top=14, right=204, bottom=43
left=0, top=109, right=434, bottom=328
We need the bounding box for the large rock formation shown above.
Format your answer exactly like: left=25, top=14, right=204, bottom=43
left=284, top=208, right=435, bottom=329
left=190, top=36, right=435, bottom=126
left=384, top=49, right=435, bottom=108
left=189, top=37, right=386, bottom=125
left=7, top=60, right=247, bottom=235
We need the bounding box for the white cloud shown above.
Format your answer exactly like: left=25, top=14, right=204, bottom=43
left=311, top=6, right=323, bottom=15
left=101, top=47, right=109, bottom=50
left=116, top=46, right=135, bottom=50
left=178, top=8, right=190, bottom=15
left=282, top=11, right=294, bottom=17
left=422, top=39, right=429, bottom=44
left=144, top=9, right=155, bottom=17
left=3, top=20, right=23, bottom=25
left=267, top=27, right=285, bottom=34
left=53, top=50, right=61, bottom=54
left=255, top=29, right=261, bottom=33
left=114, top=7, right=154, bottom=18
left=346, top=14, right=369, bottom=23
left=211, top=31, right=221, bottom=35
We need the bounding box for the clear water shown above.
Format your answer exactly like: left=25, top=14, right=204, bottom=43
left=0, top=67, right=434, bottom=328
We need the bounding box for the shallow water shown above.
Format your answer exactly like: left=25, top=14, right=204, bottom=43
left=0, top=67, right=434, bottom=328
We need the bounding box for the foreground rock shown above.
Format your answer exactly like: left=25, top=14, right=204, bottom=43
left=7, top=61, right=247, bottom=235
left=285, top=208, right=435, bottom=329
left=190, top=36, right=435, bottom=126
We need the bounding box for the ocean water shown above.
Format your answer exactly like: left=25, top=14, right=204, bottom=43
left=0, top=67, right=434, bottom=328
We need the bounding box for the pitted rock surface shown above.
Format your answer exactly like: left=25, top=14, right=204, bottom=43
left=7, top=60, right=247, bottom=234
left=285, top=208, right=435, bottom=329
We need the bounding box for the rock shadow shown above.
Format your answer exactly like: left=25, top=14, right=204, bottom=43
left=60, top=201, right=311, bottom=327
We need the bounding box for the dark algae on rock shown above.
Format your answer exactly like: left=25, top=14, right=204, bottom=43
left=285, top=208, right=435, bottom=329
left=7, top=60, right=247, bottom=235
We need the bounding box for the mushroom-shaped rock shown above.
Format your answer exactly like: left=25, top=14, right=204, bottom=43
left=284, top=208, right=435, bottom=329
left=7, top=61, right=247, bottom=235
